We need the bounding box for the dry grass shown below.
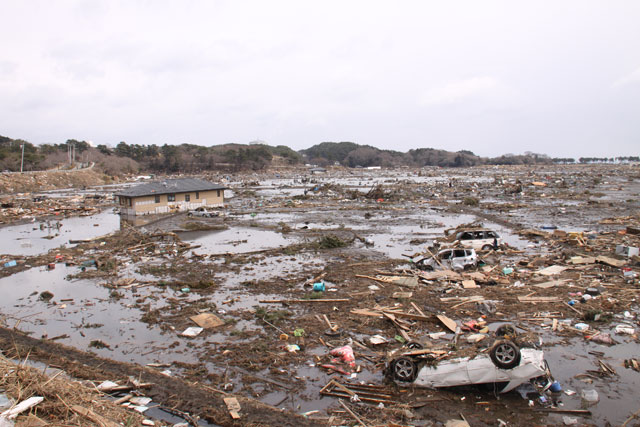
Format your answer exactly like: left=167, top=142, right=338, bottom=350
left=0, top=350, right=146, bottom=426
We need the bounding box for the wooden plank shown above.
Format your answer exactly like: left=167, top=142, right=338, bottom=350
left=382, top=310, right=432, bottom=322
left=537, top=265, right=567, bottom=276
left=190, top=313, right=224, bottom=329
left=461, top=280, right=478, bottom=289
left=534, top=280, right=568, bottom=289
left=518, top=296, right=561, bottom=303
left=259, top=298, right=349, bottom=303
left=351, top=308, right=384, bottom=317
left=596, top=256, right=626, bottom=268
left=437, top=314, right=457, bottom=332
left=223, top=397, right=241, bottom=419
left=382, top=312, right=410, bottom=331
left=410, top=302, right=426, bottom=317
left=392, top=292, right=413, bottom=299
left=71, top=405, right=120, bottom=427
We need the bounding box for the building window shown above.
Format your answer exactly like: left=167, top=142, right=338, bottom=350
left=195, top=192, right=199, bottom=199
left=217, top=190, right=221, bottom=197
left=185, top=194, right=190, bottom=202
left=168, top=194, right=176, bottom=202
left=128, top=198, right=132, bottom=207
left=155, top=195, right=160, bottom=203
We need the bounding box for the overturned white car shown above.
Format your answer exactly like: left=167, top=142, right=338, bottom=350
left=387, top=328, right=553, bottom=393
left=413, top=248, right=478, bottom=271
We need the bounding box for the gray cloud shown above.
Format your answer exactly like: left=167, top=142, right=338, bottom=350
left=0, top=0, right=638, bottom=157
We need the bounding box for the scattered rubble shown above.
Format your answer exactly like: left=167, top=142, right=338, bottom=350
left=0, top=163, right=639, bottom=426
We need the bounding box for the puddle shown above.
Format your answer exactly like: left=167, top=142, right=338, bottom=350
left=179, top=228, right=297, bottom=254
left=0, top=265, right=198, bottom=366
left=542, top=329, right=640, bottom=426
left=0, top=209, right=120, bottom=256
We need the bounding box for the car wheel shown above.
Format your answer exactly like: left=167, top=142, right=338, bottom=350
left=392, top=357, right=418, bottom=382
left=490, top=340, right=521, bottom=369
left=495, top=324, right=518, bottom=338
left=407, top=341, right=423, bottom=350
left=415, top=260, right=433, bottom=271
left=482, top=244, right=493, bottom=251
left=187, top=213, right=193, bottom=217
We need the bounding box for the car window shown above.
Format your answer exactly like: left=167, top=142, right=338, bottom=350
left=439, top=250, right=452, bottom=259
left=453, top=249, right=467, bottom=257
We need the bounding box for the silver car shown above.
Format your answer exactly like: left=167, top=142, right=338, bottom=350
left=187, top=207, right=220, bottom=218
left=387, top=327, right=553, bottom=393
left=414, top=248, right=478, bottom=271
left=454, top=229, right=502, bottom=251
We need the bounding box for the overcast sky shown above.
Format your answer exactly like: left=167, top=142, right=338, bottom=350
left=1, top=1, right=639, bottom=157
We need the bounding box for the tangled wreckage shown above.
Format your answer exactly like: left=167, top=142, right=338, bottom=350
left=0, top=164, right=639, bottom=426
left=387, top=325, right=553, bottom=393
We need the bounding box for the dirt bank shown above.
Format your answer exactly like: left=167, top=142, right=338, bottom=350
left=0, top=326, right=324, bottom=426
left=0, top=168, right=115, bottom=194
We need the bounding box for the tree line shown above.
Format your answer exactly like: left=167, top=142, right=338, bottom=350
left=0, top=135, right=637, bottom=174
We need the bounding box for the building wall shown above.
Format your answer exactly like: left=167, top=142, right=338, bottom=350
left=119, top=189, right=224, bottom=216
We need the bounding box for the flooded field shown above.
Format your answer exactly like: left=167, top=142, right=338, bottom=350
left=0, top=209, right=120, bottom=256
left=1, top=164, right=639, bottom=426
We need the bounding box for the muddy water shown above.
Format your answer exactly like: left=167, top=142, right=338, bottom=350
left=0, top=209, right=120, bottom=256
left=542, top=330, right=640, bottom=426
left=1, top=167, right=638, bottom=424
left=179, top=227, right=298, bottom=254
left=0, top=265, right=199, bottom=365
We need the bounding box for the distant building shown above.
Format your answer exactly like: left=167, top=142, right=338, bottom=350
left=114, top=178, right=227, bottom=216
left=310, top=167, right=327, bottom=174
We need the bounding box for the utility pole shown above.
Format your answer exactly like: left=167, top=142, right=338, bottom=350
left=20, top=144, right=24, bottom=173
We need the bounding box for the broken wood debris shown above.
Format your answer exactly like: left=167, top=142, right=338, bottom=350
left=320, top=379, right=396, bottom=404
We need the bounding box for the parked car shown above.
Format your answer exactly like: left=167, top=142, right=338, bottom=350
left=187, top=207, right=220, bottom=218
left=453, top=229, right=502, bottom=251
left=387, top=326, right=553, bottom=393
left=414, top=248, right=477, bottom=271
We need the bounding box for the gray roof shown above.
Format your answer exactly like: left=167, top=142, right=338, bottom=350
left=114, top=178, right=227, bottom=197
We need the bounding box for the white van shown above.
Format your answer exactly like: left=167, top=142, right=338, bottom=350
left=454, top=229, right=502, bottom=250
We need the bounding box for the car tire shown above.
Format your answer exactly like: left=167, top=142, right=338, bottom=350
left=392, top=357, right=418, bottom=382
left=407, top=341, right=423, bottom=350
left=187, top=213, right=193, bottom=217
left=495, top=324, right=518, bottom=338
left=482, top=244, right=493, bottom=251
left=490, top=340, right=521, bottom=369
left=415, top=260, right=433, bottom=271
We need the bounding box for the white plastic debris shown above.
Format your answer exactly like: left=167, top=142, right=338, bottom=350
left=369, top=335, right=387, bottom=345
left=129, top=397, right=152, bottom=406
left=574, top=323, right=589, bottom=331
left=466, top=333, right=487, bottom=343
left=581, top=389, right=599, bottom=403
left=0, top=396, right=44, bottom=420
left=429, top=332, right=447, bottom=340
left=615, top=325, right=635, bottom=335
left=96, top=380, right=119, bottom=391
left=180, top=327, right=204, bottom=337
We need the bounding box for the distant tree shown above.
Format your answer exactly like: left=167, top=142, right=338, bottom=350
left=65, top=139, right=90, bottom=153
left=97, top=144, right=112, bottom=155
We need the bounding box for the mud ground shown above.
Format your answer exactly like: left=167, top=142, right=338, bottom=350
left=1, top=164, right=639, bottom=426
